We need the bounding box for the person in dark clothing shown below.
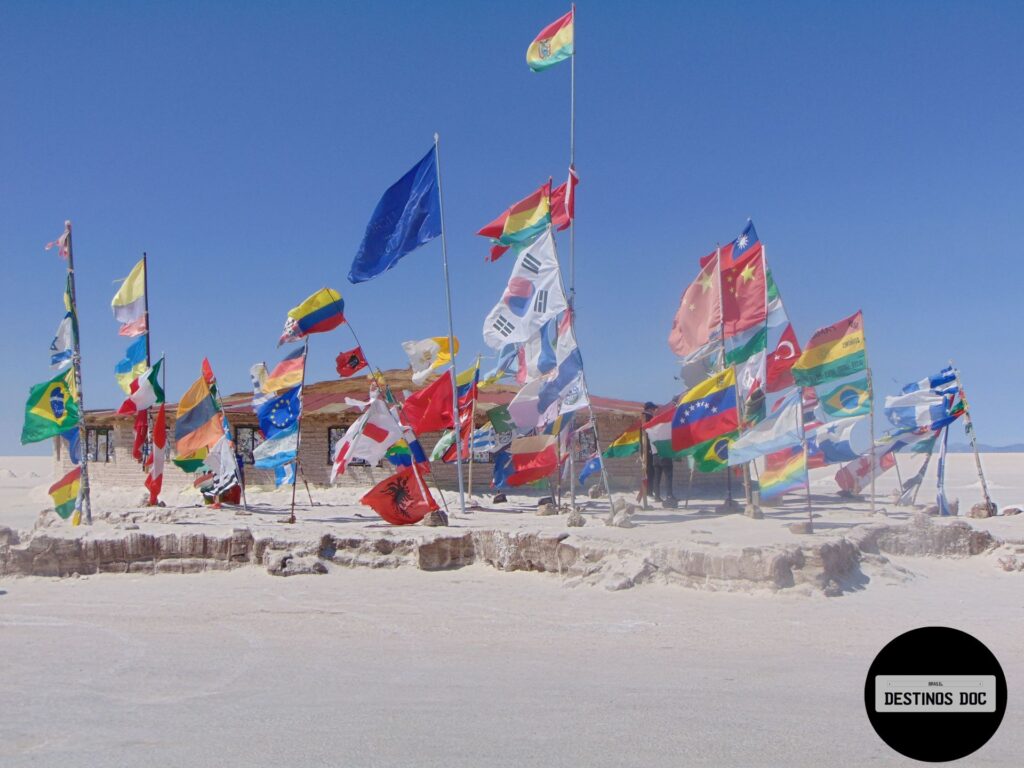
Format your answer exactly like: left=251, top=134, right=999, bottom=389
left=642, top=402, right=657, bottom=504
left=644, top=401, right=677, bottom=506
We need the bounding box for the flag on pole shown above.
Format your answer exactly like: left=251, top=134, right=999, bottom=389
left=603, top=427, right=641, bottom=458
left=331, top=398, right=405, bottom=480
left=174, top=374, right=224, bottom=457
left=671, top=369, right=740, bottom=452
left=482, top=228, right=568, bottom=349
left=936, top=426, right=951, bottom=515
left=278, top=288, right=345, bottom=345
left=111, top=259, right=147, bottom=332
left=492, top=435, right=559, bottom=487
left=815, top=373, right=872, bottom=421
left=145, top=404, right=166, bottom=504
left=117, top=358, right=165, bottom=414
left=21, top=369, right=79, bottom=444
left=884, top=389, right=953, bottom=430
left=45, top=228, right=70, bottom=260
left=726, top=389, right=802, bottom=466
left=114, top=336, right=149, bottom=394
left=578, top=453, right=602, bottom=485
left=361, top=465, right=439, bottom=525
left=263, top=347, right=306, bottom=393
left=668, top=256, right=722, bottom=358
left=791, top=311, right=867, bottom=387
left=526, top=8, right=574, bottom=71
left=48, top=467, right=82, bottom=520
left=349, top=147, right=441, bottom=284
left=477, top=181, right=552, bottom=262
left=690, top=432, right=738, bottom=472
left=721, top=248, right=767, bottom=336
left=760, top=446, right=807, bottom=500
left=257, top=385, right=302, bottom=439
left=699, top=221, right=760, bottom=270
left=902, top=367, right=958, bottom=395
left=807, top=415, right=867, bottom=464
left=335, top=346, right=368, bottom=378
left=550, top=167, right=578, bottom=232
left=401, top=371, right=456, bottom=434
left=49, top=312, right=74, bottom=370
left=402, top=337, right=459, bottom=385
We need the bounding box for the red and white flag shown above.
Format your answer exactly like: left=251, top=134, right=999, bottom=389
left=361, top=465, right=438, bottom=525
left=331, top=398, right=404, bottom=481
left=145, top=404, right=166, bottom=505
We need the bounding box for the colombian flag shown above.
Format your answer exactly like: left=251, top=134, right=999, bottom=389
left=671, top=368, right=739, bottom=452
left=526, top=9, right=574, bottom=71
left=279, top=288, right=346, bottom=345
left=48, top=467, right=81, bottom=520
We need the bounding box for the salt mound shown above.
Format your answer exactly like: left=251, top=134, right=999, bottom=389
left=0, top=468, right=16, bottom=478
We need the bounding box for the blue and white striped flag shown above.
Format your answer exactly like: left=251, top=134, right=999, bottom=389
left=902, top=366, right=958, bottom=395
left=884, top=390, right=951, bottom=430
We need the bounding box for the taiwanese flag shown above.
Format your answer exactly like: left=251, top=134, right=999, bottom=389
left=721, top=248, right=767, bottom=336
left=336, top=346, right=368, bottom=378
left=361, top=465, right=439, bottom=525
left=402, top=372, right=455, bottom=433
left=699, top=221, right=760, bottom=270
left=671, top=369, right=740, bottom=452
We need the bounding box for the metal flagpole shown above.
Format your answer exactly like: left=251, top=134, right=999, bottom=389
left=63, top=221, right=92, bottom=525
left=949, top=361, right=993, bottom=511
left=798, top=388, right=813, bottom=530
left=866, top=366, right=877, bottom=515
left=141, top=252, right=156, bottom=503
left=467, top=354, right=480, bottom=507
left=433, top=132, right=466, bottom=518
left=286, top=338, right=310, bottom=524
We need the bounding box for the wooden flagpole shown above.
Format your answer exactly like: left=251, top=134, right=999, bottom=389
left=433, top=133, right=467, bottom=519
left=286, top=338, right=310, bottom=524
left=140, top=252, right=157, bottom=503
left=949, top=361, right=993, bottom=511
left=62, top=221, right=92, bottom=524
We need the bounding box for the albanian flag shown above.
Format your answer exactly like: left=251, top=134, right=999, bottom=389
left=360, top=466, right=439, bottom=525
left=336, top=346, right=368, bottom=378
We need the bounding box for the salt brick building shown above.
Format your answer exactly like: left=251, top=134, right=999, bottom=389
left=54, top=369, right=729, bottom=498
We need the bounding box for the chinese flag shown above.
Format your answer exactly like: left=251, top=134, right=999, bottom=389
left=360, top=466, right=439, bottom=525
left=335, top=346, right=368, bottom=378
left=721, top=248, right=767, bottom=336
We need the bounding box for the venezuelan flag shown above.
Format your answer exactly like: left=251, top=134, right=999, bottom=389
left=760, top=446, right=807, bottom=500
left=792, top=311, right=867, bottom=387
left=526, top=9, right=574, bottom=71
left=477, top=181, right=552, bottom=261
left=48, top=467, right=81, bottom=520
left=671, top=368, right=740, bottom=452
left=603, top=427, right=641, bottom=458
left=174, top=375, right=223, bottom=457
left=279, top=288, right=345, bottom=344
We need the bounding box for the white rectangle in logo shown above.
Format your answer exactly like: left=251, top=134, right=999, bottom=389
left=875, top=675, right=996, bottom=713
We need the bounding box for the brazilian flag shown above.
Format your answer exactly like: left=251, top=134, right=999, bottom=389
left=690, top=431, right=739, bottom=473
left=818, top=375, right=871, bottom=420
left=21, top=369, right=80, bottom=444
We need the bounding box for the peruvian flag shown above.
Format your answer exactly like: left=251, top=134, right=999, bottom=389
left=145, top=404, right=166, bottom=505
left=361, top=465, right=439, bottom=525
left=118, top=358, right=165, bottom=414
left=550, top=166, right=578, bottom=231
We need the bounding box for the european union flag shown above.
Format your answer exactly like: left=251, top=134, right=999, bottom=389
left=349, top=146, right=441, bottom=283
left=257, top=385, right=301, bottom=440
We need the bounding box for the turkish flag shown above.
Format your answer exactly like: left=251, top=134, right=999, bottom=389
left=335, top=346, right=368, bottom=378
left=766, top=324, right=802, bottom=393
left=402, top=372, right=455, bottom=433
left=361, top=466, right=439, bottom=525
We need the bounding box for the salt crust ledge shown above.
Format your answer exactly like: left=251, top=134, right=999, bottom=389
left=0, top=514, right=1000, bottom=595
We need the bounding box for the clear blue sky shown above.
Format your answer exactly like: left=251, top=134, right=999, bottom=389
left=2, top=1, right=1022, bottom=454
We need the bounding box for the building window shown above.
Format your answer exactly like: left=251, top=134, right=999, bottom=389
left=235, top=426, right=263, bottom=465
left=575, top=429, right=597, bottom=462
left=85, top=428, right=114, bottom=463
left=328, top=426, right=374, bottom=467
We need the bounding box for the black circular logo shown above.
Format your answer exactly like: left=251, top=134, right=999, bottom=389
left=864, top=626, right=1007, bottom=762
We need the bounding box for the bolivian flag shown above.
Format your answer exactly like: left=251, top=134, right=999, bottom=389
left=792, top=311, right=867, bottom=387
left=527, top=9, right=574, bottom=71
left=48, top=467, right=81, bottom=520
left=603, top=426, right=641, bottom=458
left=22, top=369, right=80, bottom=444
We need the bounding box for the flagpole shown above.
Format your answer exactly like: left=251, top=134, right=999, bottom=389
left=433, top=132, right=467, bottom=518
left=866, top=364, right=877, bottom=516
left=798, top=387, right=813, bottom=531
left=62, top=221, right=92, bottom=525
left=949, top=361, right=993, bottom=512
left=287, top=338, right=309, bottom=524
left=467, top=354, right=480, bottom=507
left=568, top=2, right=576, bottom=305
left=141, top=252, right=157, bottom=503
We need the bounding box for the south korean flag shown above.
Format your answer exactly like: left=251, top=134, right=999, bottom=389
left=482, top=228, right=568, bottom=349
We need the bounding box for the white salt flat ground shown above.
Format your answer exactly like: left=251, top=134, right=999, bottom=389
left=1, top=453, right=1023, bottom=767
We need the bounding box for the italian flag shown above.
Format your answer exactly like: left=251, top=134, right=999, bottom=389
left=117, top=358, right=164, bottom=415
left=145, top=404, right=166, bottom=505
